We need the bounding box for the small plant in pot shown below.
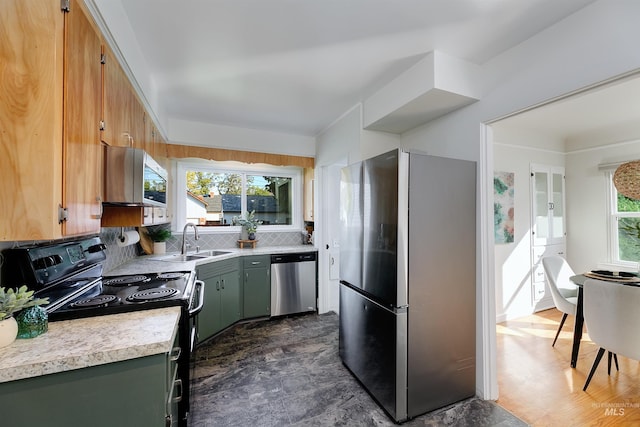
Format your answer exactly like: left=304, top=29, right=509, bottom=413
left=233, top=210, right=263, bottom=240
left=0, top=286, right=49, bottom=347
left=147, top=227, right=172, bottom=254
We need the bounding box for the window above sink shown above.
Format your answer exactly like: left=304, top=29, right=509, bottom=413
left=174, top=160, right=303, bottom=234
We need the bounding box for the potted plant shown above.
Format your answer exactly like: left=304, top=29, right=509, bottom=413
left=146, top=227, right=172, bottom=254
left=0, top=286, right=49, bottom=347
left=233, top=210, right=263, bottom=240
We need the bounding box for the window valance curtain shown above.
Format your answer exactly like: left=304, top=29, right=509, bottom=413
left=166, top=144, right=314, bottom=169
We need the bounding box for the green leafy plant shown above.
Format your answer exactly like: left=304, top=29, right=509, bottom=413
left=146, top=227, right=172, bottom=242
left=0, top=286, right=49, bottom=320
left=233, top=210, right=263, bottom=233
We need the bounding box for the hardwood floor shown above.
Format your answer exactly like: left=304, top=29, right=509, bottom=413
left=496, top=309, right=640, bottom=426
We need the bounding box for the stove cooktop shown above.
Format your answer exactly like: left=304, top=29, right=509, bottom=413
left=46, top=271, right=195, bottom=321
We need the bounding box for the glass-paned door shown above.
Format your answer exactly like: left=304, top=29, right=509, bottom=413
left=533, top=171, right=549, bottom=243
left=531, top=165, right=565, bottom=246
left=551, top=172, right=565, bottom=239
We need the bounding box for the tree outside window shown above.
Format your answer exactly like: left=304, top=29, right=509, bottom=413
left=185, top=170, right=293, bottom=227
left=616, top=193, right=640, bottom=262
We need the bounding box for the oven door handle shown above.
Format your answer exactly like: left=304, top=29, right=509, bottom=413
left=189, top=279, right=205, bottom=317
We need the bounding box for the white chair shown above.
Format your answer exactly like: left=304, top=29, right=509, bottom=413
left=582, top=279, right=640, bottom=391
left=542, top=256, right=578, bottom=347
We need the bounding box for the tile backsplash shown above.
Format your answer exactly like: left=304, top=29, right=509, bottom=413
left=0, top=228, right=309, bottom=282
left=101, top=227, right=140, bottom=273
left=101, top=227, right=307, bottom=272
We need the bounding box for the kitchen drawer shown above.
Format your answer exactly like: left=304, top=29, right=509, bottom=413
left=197, top=258, right=239, bottom=279
left=243, top=255, right=270, bottom=269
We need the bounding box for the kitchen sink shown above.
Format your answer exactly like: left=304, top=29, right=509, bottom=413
left=197, top=250, right=231, bottom=257
left=157, top=250, right=231, bottom=262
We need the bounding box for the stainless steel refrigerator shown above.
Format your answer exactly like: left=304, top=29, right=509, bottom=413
left=339, top=149, right=476, bottom=422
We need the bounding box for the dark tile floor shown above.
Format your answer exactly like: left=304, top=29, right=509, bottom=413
left=190, top=312, right=527, bottom=427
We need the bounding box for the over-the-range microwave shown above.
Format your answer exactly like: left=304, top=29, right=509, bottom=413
left=103, top=145, right=167, bottom=207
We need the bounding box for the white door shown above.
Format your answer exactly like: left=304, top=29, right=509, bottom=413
left=317, top=163, right=344, bottom=314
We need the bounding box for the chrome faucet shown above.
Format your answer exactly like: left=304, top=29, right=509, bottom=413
left=181, top=222, right=200, bottom=255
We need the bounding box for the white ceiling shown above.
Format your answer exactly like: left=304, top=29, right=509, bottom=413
left=113, top=0, right=601, bottom=136
left=491, top=74, right=640, bottom=145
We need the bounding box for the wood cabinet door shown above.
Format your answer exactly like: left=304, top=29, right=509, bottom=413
left=0, top=0, right=64, bottom=240
left=101, top=44, right=132, bottom=147
left=143, top=113, right=156, bottom=158
left=62, top=0, right=102, bottom=236
left=131, top=96, right=146, bottom=150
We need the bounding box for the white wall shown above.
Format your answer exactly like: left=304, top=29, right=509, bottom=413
left=316, top=106, right=361, bottom=166
left=314, top=107, right=359, bottom=314
left=492, top=128, right=565, bottom=321
left=167, top=118, right=316, bottom=157
left=314, top=105, right=400, bottom=314
left=566, top=139, right=640, bottom=274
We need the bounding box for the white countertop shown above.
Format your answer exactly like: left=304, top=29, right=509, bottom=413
left=106, top=244, right=317, bottom=275
left=0, top=307, right=181, bottom=383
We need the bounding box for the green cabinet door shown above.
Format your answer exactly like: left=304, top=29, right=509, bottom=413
left=197, top=258, right=240, bottom=342
left=0, top=354, right=168, bottom=427
left=243, top=255, right=271, bottom=318
left=220, top=269, right=241, bottom=327
left=197, top=272, right=222, bottom=341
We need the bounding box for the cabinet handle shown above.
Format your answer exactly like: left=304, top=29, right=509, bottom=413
left=172, top=379, right=183, bottom=403
left=251, top=261, right=261, bottom=265
left=216, top=280, right=220, bottom=291
left=221, top=279, right=225, bottom=290
left=92, top=196, right=103, bottom=219
left=170, top=346, right=181, bottom=361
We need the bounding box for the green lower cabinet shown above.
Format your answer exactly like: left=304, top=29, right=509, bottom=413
left=243, top=255, right=271, bottom=318
left=219, top=270, right=241, bottom=327
left=0, top=354, right=169, bottom=427
left=197, top=259, right=241, bottom=343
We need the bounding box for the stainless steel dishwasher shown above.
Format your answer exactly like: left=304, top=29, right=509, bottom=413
left=270, top=252, right=317, bottom=316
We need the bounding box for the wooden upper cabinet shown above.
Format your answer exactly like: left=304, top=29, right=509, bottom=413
left=0, top=0, right=101, bottom=240
left=130, top=96, right=145, bottom=150
left=101, top=44, right=133, bottom=147
left=63, top=0, right=103, bottom=236
left=143, top=112, right=156, bottom=159
left=0, top=0, right=64, bottom=240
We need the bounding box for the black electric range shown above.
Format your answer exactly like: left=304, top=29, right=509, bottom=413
left=1, top=237, right=197, bottom=320
left=1, top=237, right=202, bottom=427
left=46, top=270, right=196, bottom=321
